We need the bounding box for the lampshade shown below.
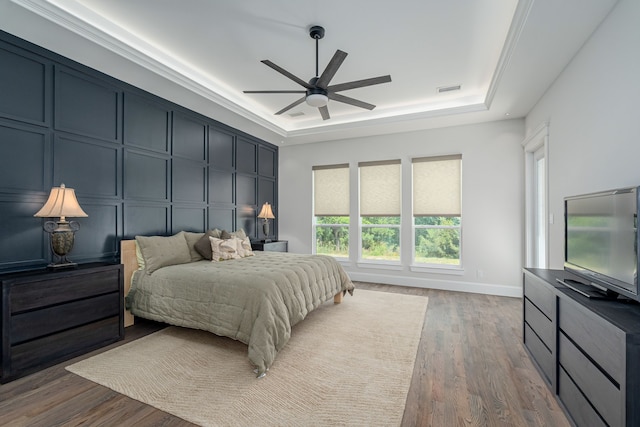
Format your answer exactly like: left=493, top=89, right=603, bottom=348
left=306, top=93, right=329, bottom=107
left=34, top=184, right=88, bottom=220
left=257, top=202, right=275, bottom=219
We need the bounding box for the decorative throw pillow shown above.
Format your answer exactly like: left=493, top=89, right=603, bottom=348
left=135, top=232, right=191, bottom=274
left=209, top=236, right=241, bottom=262
left=234, top=237, right=246, bottom=258
left=182, top=231, right=205, bottom=262
left=220, top=229, right=232, bottom=240
left=194, top=229, right=222, bottom=260
left=240, top=236, right=255, bottom=257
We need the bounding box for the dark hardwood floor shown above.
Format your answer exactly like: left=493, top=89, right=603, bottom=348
left=0, top=283, right=569, bottom=427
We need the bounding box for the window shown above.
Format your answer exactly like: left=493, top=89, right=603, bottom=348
left=359, top=160, right=401, bottom=262
left=412, top=155, right=462, bottom=266
left=313, top=164, right=349, bottom=257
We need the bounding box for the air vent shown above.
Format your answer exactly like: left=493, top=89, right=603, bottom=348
left=288, top=112, right=305, bottom=117
left=437, top=85, right=461, bottom=93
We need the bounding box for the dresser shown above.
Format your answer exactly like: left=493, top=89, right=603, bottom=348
left=524, top=268, right=640, bottom=426
left=1, top=263, right=124, bottom=383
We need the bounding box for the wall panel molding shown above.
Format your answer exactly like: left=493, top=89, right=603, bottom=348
left=0, top=122, right=50, bottom=194
left=0, top=30, right=278, bottom=272
left=0, top=42, right=50, bottom=126
left=53, top=134, right=121, bottom=199
left=54, top=65, right=121, bottom=143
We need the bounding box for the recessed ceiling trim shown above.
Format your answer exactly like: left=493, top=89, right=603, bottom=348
left=285, top=102, right=488, bottom=138
left=12, top=0, right=288, bottom=137
left=483, top=0, right=534, bottom=109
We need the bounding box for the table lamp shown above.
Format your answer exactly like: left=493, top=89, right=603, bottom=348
left=34, top=183, right=88, bottom=269
left=257, top=202, right=275, bottom=242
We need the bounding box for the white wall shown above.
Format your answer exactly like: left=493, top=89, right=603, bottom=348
left=279, top=119, right=525, bottom=297
left=525, top=0, right=640, bottom=270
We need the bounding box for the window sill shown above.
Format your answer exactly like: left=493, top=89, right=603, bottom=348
left=410, top=264, right=465, bottom=276
left=356, top=261, right=403, bottom=271
left=335, top=258, right=352, bottom=268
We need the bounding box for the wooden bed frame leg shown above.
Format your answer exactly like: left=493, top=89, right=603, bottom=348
left=334, top=292, right=343, bottom=304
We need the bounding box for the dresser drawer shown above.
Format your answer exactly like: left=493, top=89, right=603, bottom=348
left=524, top=298, right=553, bottom=348
left=10, top=292, right=120, bottom=344
left=9, top=316, right=120, bottom=378
left=559, top=297, right=624, bottom=384
left=524, top=272, right=555, bottom=318
left=10, top=269, right=120, bottom=313
left=559, top=332, right=622, bottom=427
left=524, top=323, right=553, bottom=385
left=558, top=366, right=607, bottom=427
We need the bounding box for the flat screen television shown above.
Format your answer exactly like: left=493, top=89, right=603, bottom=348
left=563, top=186, right=639, bottom=301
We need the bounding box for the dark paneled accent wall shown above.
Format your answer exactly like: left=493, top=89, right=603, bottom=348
left=0, top=31, right=278, bottom=272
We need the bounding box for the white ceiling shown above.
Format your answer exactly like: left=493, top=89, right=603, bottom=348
left=0, top=0, right=618, bottom=145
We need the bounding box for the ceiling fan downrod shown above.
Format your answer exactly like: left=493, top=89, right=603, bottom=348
left=309, top=25, right=325, bottom=78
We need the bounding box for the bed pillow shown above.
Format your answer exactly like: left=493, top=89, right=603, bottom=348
left=194, top=229, right=222, bottom=260
left=183, top=231, right=205, bottom=262
left=209, top=236, right=241, bottom=262
left=135, top=241, right=145, bottom=270
left=231, top=228, right=247, bottom=240
left=135, top=232, right=191, bottom=274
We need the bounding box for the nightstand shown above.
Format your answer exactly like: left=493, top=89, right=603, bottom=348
left=0, top=263, right=124, bottom=383
left=251, top=240, right=288, bottom=252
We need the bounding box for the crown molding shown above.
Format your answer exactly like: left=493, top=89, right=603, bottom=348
left=11, top=0, right=288, bottom=137
left=285, top=102, right=488, bottom=138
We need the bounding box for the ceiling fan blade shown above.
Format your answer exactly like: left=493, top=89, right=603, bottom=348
left=328, top=93, right=376, bottom=110
left=244, top=90, right=306, bottom=94
left=328, top=75, right=392, bottom=92
left=319, top=105, right=330, bottom=120
left=261, top=60, right=313, bottom=89
left=316, top=50, right=348, bottom=89
left=275, top=96, right=306, bottom=115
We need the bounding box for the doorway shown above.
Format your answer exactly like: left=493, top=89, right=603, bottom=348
left=523, top=123, right=549, bottom=268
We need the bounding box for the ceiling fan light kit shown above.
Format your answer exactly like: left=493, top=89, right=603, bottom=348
left=306, top=93, right=328, bottom=107
left=244, top=25, right=391, bottom=120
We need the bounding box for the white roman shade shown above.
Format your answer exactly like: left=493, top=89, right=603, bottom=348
left=359, top=160, right=401, bottom=216
left=313, top=164, right=350, bottom=216
left=412, top=155, right=461, bottom=216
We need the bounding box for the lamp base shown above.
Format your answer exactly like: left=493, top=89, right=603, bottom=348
left=43, top=220, right=80, bottom=270
left=262, top=218, right=271, bottom=241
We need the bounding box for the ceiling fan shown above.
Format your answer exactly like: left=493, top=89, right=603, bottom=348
left=244, top=25, right=391, bottom=120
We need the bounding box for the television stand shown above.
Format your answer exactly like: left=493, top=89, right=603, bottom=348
left=555, top=278, right=618, bottom=299
left=525, top=268, right=640, bottom=426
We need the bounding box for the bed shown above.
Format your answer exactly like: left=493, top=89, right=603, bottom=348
left=121, top=231, right=354, bottom=377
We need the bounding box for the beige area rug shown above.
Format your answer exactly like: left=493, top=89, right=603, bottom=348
left=66, top=289, right=428, bottom=427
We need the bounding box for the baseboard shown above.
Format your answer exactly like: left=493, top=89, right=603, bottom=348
left=348, top=271, right=522, bottom=298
